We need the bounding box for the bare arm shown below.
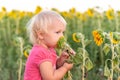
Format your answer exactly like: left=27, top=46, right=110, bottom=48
left=39, top=61, right=73, bottom=80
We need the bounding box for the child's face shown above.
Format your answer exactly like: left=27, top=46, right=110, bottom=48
left=41, top=19, right=66, bottom=48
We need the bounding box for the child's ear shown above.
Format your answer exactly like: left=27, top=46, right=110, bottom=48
left=36, top=31, right=44, bottom=39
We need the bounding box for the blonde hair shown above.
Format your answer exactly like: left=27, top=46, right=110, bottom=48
left=26, top=10, right=67, bottom=44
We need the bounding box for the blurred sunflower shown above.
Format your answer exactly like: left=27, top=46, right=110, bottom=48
left=23, top=46, right=31, bottom=58
left=0, top=7, right=7, bottom=19
left=92, top=30, right=104, bottom=46
left=69, top=7, right=76, bottom=14
left=106, top=8, right=114, bottom=20
left=23, top=50, right=29, bottom=58
left=110, top=32, right=119, bottom=44
left=86, top=8, right=94, bottom=17
left=2, top=6, right=6, bottom=13
left=35, top=6, right=42, bottom=14
left=76, top=12, right=86, bottom=21
left=61, top=11, right=71, bottom=18
left=27, top=12, right=34, bottom=17
left=8, top=10, right=18, bottom=19
left=19, top=11, right=25, bottom=18
left=72, top=33, right=80, bottom=43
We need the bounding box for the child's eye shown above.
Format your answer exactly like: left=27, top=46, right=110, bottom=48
left=56, top=31, right=65, bottom=34
left=56, top=31, right=60, bottom=34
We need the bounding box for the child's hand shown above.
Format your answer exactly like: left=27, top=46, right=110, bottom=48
left=63, top=62, right=73, bottom=71
left=56, top=51, right=69, bottom=69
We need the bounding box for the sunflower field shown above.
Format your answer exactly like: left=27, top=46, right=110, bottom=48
left=0, top=6, right=120, bottom=80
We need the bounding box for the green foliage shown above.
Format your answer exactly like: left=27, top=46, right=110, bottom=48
left=104, top=65, right=110, bottom=77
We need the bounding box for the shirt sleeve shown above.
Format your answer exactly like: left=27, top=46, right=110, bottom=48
left=33, top=49, right=53, bottom=67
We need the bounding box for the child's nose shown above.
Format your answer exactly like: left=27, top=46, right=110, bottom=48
left=60, top=33, right=63, bottom=37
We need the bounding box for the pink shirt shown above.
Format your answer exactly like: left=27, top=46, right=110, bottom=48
left=24, top=44, right=57, bottom=80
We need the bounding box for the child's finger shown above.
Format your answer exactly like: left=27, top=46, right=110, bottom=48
left=70, top=49, right=76, bottom=55
left=61, top=52, right=69, bottom=58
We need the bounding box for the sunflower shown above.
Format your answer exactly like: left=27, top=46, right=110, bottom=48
left=87, top=8, right=94, bottom=17
left=23, top=46, right=31, bottom=58
left=92, top=30, right=104, bottom=46
left=61, top=11, right=71, bottom=18
left=35, top=6, right=42, bottom=14
left=72, top=33, right=80, bottom=43
left=23, top=50, right=29, bottom=58
left=110, top=32, right=119, bottom=44
left=106, top=8, right=114, bottom=20
left=69, top=7, right=76, bottom=14
left=8, top=10, right=17, bottom=19
left=76, top=12, right=86, bottom=21
left=2, top=7, right=6, bottom=13
left=19, top=11, right=25, bottom=18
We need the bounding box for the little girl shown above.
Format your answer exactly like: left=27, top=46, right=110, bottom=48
left=24, top=10, right=73, bottom=80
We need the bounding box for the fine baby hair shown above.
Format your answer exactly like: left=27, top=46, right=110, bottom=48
left=26, top=10, right=67, bottom=44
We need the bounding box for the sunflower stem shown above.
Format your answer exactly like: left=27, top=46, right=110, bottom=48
left=81, top=35, right=85, bottom=80
left=109, top=33, right=114, bottom=80
left=18, top=38, right=23, bottom=80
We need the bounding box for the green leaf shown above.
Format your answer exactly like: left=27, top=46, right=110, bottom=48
left=77, top=48, right=83, bottom=54
left=115, top=47, right=120, bottom=55
left=73, top=52, right=83, bottom=65
left=113, top=56, right=119, bottom=67
left=104, top=65, right=110, bottom=77
left=57, top=36, right=66, bottom=49
left=103, top=44, right=110, bottom=55
left=77, top=48, right=89, bottom=58
left=113, top=32, right=120, bottom=40
left=85, top=59, right=93, bottom=71
left=114, top=66, right=120, bottom=73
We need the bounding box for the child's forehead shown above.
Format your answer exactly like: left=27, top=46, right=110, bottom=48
left=51, top=19, right=65, bottom=27
left=48, top=22, right=66, bottom=31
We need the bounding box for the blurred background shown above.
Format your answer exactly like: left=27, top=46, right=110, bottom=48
left=0, top=0, right=120, bottom=12
left=0, top=0, right=120, bottom=80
